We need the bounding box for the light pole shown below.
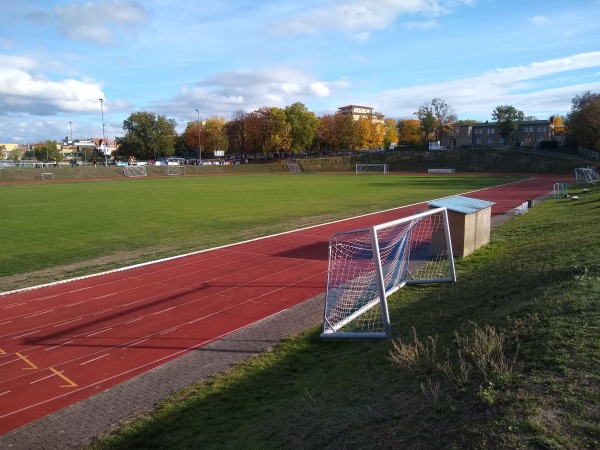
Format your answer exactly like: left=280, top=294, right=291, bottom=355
left=195, top=109, right=202, bottom=163
left=99, top=98, right=107, bottom=165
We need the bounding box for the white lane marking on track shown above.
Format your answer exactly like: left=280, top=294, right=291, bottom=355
left=11, top=330, right=41, bottom=339
left=80, top=354, right=109, bottom=365
left=44, top=341, right=73, bottom=351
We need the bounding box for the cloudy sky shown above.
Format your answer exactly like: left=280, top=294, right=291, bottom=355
left=1, top=0, right=600, bottom=144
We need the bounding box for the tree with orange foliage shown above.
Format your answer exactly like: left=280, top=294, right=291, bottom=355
left=396, top=119, right=422, bottom=145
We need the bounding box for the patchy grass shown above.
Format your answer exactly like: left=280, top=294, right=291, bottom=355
left=86, top=184, right=600, bottom=449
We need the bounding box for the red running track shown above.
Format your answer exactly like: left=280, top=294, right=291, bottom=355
left=0, top=174, right=565, bottom=435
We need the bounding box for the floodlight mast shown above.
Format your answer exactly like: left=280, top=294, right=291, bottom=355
left=195, top=109, right=202, bottom=162
left=99, top=98, right=107, bottom=165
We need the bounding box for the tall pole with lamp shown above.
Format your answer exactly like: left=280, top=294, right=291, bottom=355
left=99, top=98, right=107, bottom=165
left=69, top=121, right=73, bottom=162
left=195, top=109, right=202, bottom=163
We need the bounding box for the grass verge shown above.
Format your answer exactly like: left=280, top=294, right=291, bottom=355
left=87, top=184, right=600, bottom=449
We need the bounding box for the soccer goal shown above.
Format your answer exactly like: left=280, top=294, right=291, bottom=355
left=321, top=207, right=456, bottom=339
left=553, top=183, right=568, bottom=198
left=165, top=165, right=185, bottom=176
left=574, top=167, right=599, bottom=183
left=123, top=166, right=148, bottom=177
left=41, top=172, right=54, bottom=181
left=356, top=164, right=388, bottom=175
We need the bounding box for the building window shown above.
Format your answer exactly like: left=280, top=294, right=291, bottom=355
left=487, top=138, right=494, bottom=144
left=476, top=138, right=481, bottom=144
left=499, top=138, right=504, bottom=144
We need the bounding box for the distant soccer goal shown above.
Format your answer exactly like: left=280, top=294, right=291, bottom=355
left=321, top=207, right=456, bottom=339
left=574, top=167, right=599, bottom=183
left=356, top=164, right=388, bottom=175
left=41, top=172, right=54, bottom=181
left=553, top=183, right=568, bottom=198
left=123, top=166, right=148, bottom=177
left=165, top=165, right=185, bottom=176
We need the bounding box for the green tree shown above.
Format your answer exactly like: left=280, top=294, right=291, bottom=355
left=566, top=91, right=600, bottom=151
left=173, top=133, right=190, bottom=158
left=415, top=109, right=437, bottom=144
left=9, top=148, right=21, bottom=162
left=33, top=140, right=62, bottom=162
left=117, top=112, right=177, bottom=161
left=415, top=98, right=456, bottom=142
left=492, top=105, right=525, bottom=144
left=284, top=102, right=319, bottom=155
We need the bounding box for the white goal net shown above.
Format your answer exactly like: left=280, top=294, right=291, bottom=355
left=166, top=165, right=185, bottom=176
left=123, top=166, right=148, bottom=177
left=356, top=164, right=388, bottom=175
left=574, top=167, right=599, bottom=183
left=321, top=207, right=455, bottom=339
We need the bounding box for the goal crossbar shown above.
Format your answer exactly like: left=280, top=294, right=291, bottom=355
left=574, top=167, right=599, bottom=183
left=123, top=166, right=148, bottom=177
left=165, top=165, right=185, bottom=176
left=356, top=164, right=388, bottom=175
left=321, top=207, right=455, bottom=339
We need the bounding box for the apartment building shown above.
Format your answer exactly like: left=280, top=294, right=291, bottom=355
left=0, top=143, right=19, bottom=159
left=338, top=105, right=384, bottom=123
left=441, top=119, right=553, bottom=148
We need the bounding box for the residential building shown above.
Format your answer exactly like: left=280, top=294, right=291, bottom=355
left=59, top=138, right=117, bottom=162
left=338, top=105, right=384, bottom=123
left=440, top=119, right=554, bottom=148
left=0, top=143, right=19, bottom=159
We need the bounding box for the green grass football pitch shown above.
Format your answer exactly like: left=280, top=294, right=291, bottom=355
left=0, top=173, right=518, bottom=282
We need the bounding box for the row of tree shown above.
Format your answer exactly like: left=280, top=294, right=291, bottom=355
left=16, top=92, right=595, bottom=163
left=115, top=102, right=402, bottom=161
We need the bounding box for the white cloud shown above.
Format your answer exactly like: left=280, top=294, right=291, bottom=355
left=54, top=0, right=149, bottom=46
left=149, top=66, right=339, bottom=130
left=530, top=15, right=550, bottom=26
left=193, top=66, right=334, bottom=109
left=0, top=55, right=105, bottom=115
left=273, top=0, right=472, bottom=35
left=310, top=82, right=330, bottom=97
left=371, top=52, right=600, bottom=119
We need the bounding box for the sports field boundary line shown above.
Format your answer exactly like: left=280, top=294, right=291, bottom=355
left=0, top=175, right=534, bottom=298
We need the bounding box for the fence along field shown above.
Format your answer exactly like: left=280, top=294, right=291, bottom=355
left=0, top=173, right=519, bottom=291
